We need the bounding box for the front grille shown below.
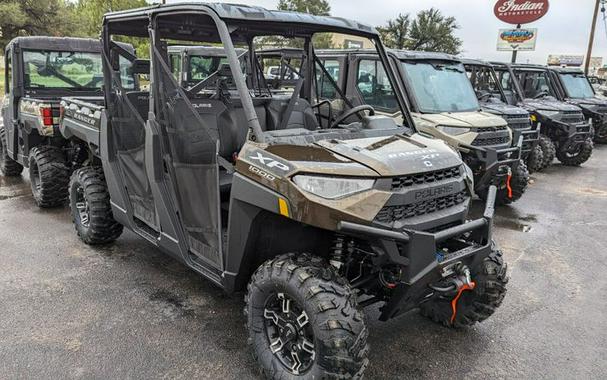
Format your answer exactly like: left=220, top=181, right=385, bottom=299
left=375, top=190, right=468, bottom=223
left=471, top=126, right=511, bottom=147
left=391, top=166, right=462, bottom=191
left=561, top=111, right=585, bottom=124
left=577, top=125, right=591, bottom=133
left=472, top=135, right=511, bottom=146
left=503, top=115, right=532, bottom=130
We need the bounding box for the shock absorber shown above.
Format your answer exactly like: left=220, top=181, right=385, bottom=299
left=329, top=235, right=345, bottom=270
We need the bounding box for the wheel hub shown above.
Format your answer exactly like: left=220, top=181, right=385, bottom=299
left=75, top=185, right=90, bottom=227
left=264, top=292, right=315, bottom=375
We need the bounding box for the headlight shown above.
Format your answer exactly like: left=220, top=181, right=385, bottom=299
left=292, top=175, right=375, bottom=199
left=537, top=110, right=560, bottom=118
left=436, top=126, right=471, bottom=136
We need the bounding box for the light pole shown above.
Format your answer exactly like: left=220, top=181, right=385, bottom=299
left=585, top=0, right=601, bottom=74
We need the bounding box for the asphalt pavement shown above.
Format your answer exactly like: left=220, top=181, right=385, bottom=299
left=1, top=147, right=606, bottom=379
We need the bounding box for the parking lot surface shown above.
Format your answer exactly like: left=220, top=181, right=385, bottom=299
left=1, top=148, right=606, bottom=379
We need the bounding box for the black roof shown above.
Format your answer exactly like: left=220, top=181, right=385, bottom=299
left=388, top=50, right=460, bottom=62
left=547, top=66, right=585, bottom=74
left=460, top=58, right=492, bottom=67
left=6, top=36, right=101, bottom=52
left=104, top=2, right=377, bottom=37
left=510, top=63, right=549, bottom=71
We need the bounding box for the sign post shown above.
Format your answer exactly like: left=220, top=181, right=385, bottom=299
left=494, top=0, right=550, bottom=63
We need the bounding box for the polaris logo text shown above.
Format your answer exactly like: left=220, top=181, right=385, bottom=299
left=249, top=152, right=290, bottom=171
left=414, top=185, right=455, bottom=201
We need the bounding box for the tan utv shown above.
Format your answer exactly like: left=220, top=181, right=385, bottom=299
left=316, top=49, right=530, bottom=205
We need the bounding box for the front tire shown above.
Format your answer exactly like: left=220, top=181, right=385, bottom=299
left=420, top=249, right=509, bottom=328
left=556, top=139, right=594, bottom=166
left=28, top=146, right=69, bottom=207
left=538, top=134, right=556, bottom=171
left=495, top=161, right=529, bottom=205
left=245, top=253, right=369, bottom=379
left=69, top=166, right=123, bottom=245
left=525, top=144, right=544, bottom=174
left=594, top=122, right=607, bottom=144
left=0, top=126, right=23, bottom=176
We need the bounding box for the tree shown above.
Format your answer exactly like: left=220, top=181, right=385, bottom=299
left=73, top=0, right=151, bottom=57
left=277, top=0, right=330, bottom=16
left=377, top=14, right=410, bottom=50
left=259, top=0, right=333, bottom=49
left=378, top=8, right=462, bottom=55
left=0, top=0, right=78, bottom=50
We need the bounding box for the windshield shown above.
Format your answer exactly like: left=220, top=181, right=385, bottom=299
left=401, top=61, right=480, bottom=113
left=22, top=50, right=103, bottom=90
left=188, top=55, right=229, bottom=82
left=559, top=73, right=595, bottom=98
left=516, top=70, right=557, bottom=98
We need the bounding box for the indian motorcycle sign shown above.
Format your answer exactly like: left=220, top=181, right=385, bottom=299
left=494, top=0, right=550, bottom=25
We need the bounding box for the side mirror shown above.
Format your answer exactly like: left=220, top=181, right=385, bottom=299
left=37, top=66, right=52, bottom=77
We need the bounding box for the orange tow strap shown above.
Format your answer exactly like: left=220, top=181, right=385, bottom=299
left=450, top=281, right=476, bottom=325
left=506, top=174, right=513, bottom=199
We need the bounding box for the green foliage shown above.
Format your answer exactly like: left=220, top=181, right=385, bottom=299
left=0, top=0, right=79, bottom=50
left=377, top=14, right=410, bottom=50
left=277, top=0, right=331, bottom=16
left=259, top=0, right=333, bottom=49
left=378, top=8, right=462, bottom=55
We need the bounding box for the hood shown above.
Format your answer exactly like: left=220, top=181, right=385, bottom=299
left=314, top=133, right=462, bottom=176
left=480, top=101, right=529, bottom=117
left=520, top=97, right=581, bottom=112
left=416, top=111, right=507, bottom=129
left=565, top=97, right=607, bottom=113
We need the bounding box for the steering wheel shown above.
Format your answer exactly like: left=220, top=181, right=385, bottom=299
left=534, top=91, right=549, bottom=99
left=330, top=105, right=376, bottom=129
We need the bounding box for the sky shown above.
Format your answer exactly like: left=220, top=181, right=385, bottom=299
left=166, top=0, right=607, bottom=65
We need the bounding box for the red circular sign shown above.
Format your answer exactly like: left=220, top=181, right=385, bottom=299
left=494, top=0, right=549, bottom=25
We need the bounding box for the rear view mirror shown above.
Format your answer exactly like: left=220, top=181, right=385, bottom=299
left=37, top=66, right=52, bottom=77
left=131, top=59, right=150, bottom=75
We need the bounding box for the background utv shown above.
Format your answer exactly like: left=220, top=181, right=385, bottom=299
left=57, top=3, right=508, bottom=379
left=492, top=62, right=594, bottom=168
left=548, top=66, right=607, bottom=144
left=0, top=37, right=107, bottom=207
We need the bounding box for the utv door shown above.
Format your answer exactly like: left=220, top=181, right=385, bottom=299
left=149, top=20, right=223, bottom=271
left=2, top=47, right=18, bottom=159
left=104, top=43, right=159, bottom=231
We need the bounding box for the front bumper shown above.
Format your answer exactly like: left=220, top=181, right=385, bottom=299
left=338, top=186, right=497, bottom=321
left=553, top=119, right=592, bottom=151
left=465, top=139, right=522, bottom=194
left=512, top=128, right=540, bottom=157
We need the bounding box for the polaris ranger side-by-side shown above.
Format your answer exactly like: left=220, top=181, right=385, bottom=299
left=59, top=4, right=508, bottom=378
left=548, top=66, right=607, bottom=144
left=316, top=49, right=528, bottom=205
left=492, top=62, right=594, bottom=168
left=462, top=58, right=543, bottom=173
left=0, top=37, right=106, bottom=207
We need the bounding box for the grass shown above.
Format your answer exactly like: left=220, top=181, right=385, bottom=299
left=0, top=74, right=4, bottom=95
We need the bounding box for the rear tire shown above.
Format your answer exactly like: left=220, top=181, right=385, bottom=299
left=245, top=253, right=369, bottom=379
left=525, top=144, right=543, bottom=174
left=556, top=139, right=593, bottom=166
left=495, top=161, right=529, bottom=205
left=0, top=126, right=23, bottom=176
left=420, top=249, right=508, bottom=328
left=538, top=135, right=556, bottom=170
left=28, top=146, right=69, bottom=207
left=69, top=166, right=123, bottom=245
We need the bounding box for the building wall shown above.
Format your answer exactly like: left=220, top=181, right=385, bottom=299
left=331, top=33, right=374, bottom=49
